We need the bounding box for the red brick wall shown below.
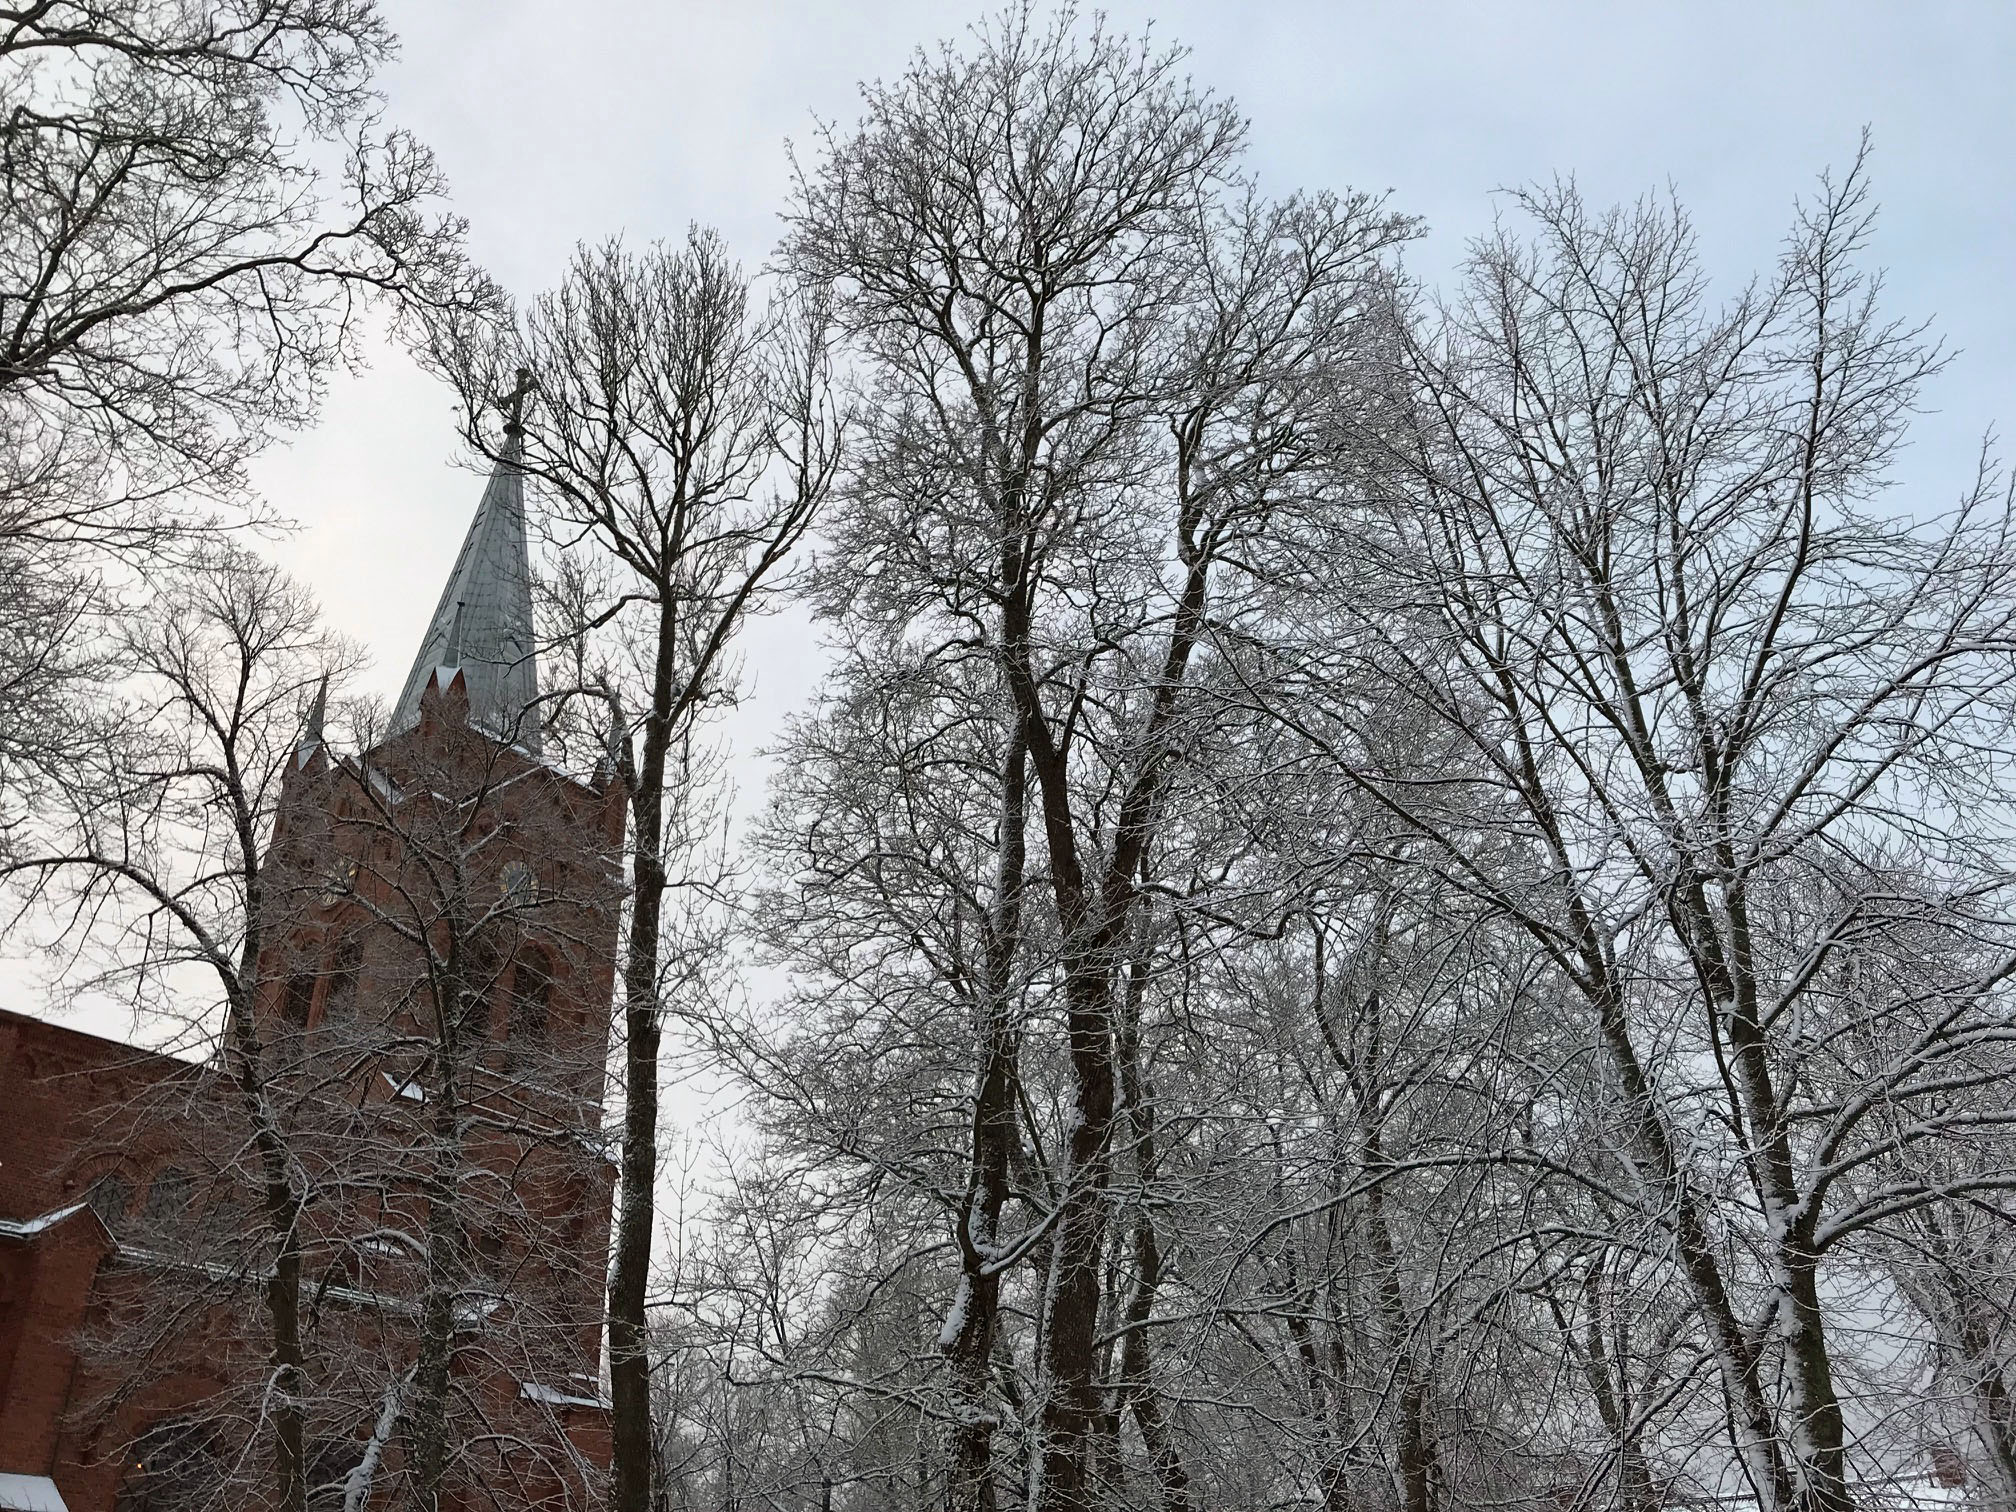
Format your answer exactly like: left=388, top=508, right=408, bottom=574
left=0, top=1008, right=193, bottom=1507
left=0, top=683, right=625, bottom=1509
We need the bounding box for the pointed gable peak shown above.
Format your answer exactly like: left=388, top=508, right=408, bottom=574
left=390, top=420, right=541, bottom=756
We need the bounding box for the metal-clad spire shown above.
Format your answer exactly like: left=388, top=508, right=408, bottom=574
left=295, top=672, right=329, bottom=769
left=390, top=395, right=541, bottom=756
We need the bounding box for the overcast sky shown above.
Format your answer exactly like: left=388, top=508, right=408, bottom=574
left=255, top=0, right=2016, bottom=755
left=11, top=2, right=2010, bottom=1044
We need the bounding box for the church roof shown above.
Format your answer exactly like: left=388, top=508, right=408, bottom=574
left=389, top=426, right=541, bottom=756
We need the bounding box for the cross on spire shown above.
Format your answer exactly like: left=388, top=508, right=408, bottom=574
left=497, top=366, right=534, bottom=436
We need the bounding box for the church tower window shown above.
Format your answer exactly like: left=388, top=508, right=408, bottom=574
left=280, top=971, right=316, bottom=1028
left=323, top=939, right=363, bottom=1024
left=87, top=1171, right=131, bottom=1225
left=508, top=948, right=551, bottom=1071
left=143, top=1166, right=191, bottom=1225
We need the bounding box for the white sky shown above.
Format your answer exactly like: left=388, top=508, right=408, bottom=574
left=13, top=3, right=2015, bottom=1040
left=258, top=0, right=2016, bottom=740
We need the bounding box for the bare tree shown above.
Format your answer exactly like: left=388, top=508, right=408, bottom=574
left=1262, top=153, right=2016, bottom=1510
left=302, top=668, right=624, bottom=1512
left=5, top=547, right=354, bottom=1511
left=765, top=10, right=1409, bottom=1507
left=6, top=548, right=621, bottom=1512
left=18, top=12, right=2016, bottom=1512
left=427, top=226, right=842, bottom=1512
left=681, top=59, right=2016, bottom=1512
left=0, top=0, right=471, bottom=838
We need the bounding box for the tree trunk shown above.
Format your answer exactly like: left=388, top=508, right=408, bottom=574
left=1036, top=963, right=1118, bottom=1512
left=1114, top=946, right=1189, bottom=1512
left=1589, top=978, right=1795, bottom=1511
left=946, top=726, right=1028, bottom=1511
left=1014, top=475, right=1213, bottom=1512
left=609, top=980, right=661, bottom=1512
left=1362, top=1126, right=1436, bottom=1512
left=225, top=821, right=310, bottom=1512
left=610, top=598, right=681, bottom=1512
left=1777, top=1251, right=1854, bottom=1512
left=225, top=974, right=310, bottom=1512
left=408, top=978, right=469, bottom=1511
left=1955, top=1298, right=2016, bottom=1504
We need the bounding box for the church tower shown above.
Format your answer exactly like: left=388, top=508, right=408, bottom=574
left=0, top=412, right=628, bottom=1512
left=253, top=409, right=628, bottom=1505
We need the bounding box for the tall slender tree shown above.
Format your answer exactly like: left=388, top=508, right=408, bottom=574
left=776, top=11, right=1408, bottom=1505
left=4, top=548, right=352, bottom=1512
left=1262, top=153, right=2016, bottom=1512
left=433, top=229, right=842, bottom=1512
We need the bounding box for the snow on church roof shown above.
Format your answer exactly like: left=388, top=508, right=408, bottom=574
left=0, top=1203, right=89, bottom=1239
left=0, top=1473, right=69, bottom=1512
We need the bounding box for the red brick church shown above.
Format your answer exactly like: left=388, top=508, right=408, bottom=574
left=0, top=423, right=624, bottom=1511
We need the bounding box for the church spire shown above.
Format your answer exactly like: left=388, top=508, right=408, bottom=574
left=295, top=672, right=329, bottom=769
left=390, top=373, right=541, bottom=756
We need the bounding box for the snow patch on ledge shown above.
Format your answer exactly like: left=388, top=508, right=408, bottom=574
left=520, top=1381, right=610, bottom=1410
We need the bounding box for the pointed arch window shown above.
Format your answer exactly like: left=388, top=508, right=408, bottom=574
left=279, top=971, right=316, bottom=1028
left=143, top=1167, right=191, bottom=1226
left=508, top=947, right=551, bottom=1070
left=87, top=1171, right=132, bottom=1226
left=323, top=939, right=363, bottom=1025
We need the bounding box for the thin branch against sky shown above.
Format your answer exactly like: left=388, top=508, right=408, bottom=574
left=254, top=1, right=2016, bottom=731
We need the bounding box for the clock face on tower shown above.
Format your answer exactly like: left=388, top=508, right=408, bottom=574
left=320, top=856, right=358, bottom=908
